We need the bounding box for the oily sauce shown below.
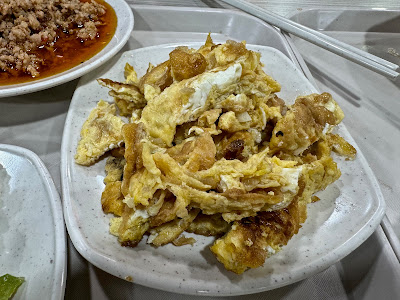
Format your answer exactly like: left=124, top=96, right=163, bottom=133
left=0, top=0, right=118, bottom=86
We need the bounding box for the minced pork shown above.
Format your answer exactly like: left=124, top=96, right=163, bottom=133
left=0, top=0, right=106, bottom=77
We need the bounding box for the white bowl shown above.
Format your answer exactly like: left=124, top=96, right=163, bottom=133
left=0, top=0, right=134, bottom=98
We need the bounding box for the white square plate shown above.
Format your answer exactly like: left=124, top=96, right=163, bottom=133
left=0, top=144, right=66, bottom=299
left=61, top=43, right=385, bottom=296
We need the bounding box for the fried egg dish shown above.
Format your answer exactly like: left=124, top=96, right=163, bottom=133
left=75, top=35, right=356, bottom=274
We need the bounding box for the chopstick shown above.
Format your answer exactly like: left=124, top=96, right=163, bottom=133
left=220, top=0, right=400, bottom=79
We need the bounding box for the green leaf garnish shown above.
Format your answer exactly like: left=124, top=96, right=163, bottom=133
left=0, top=274, right=24, bottom=300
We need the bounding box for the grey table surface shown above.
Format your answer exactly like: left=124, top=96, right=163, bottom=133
left=1, top=1, right=400, bottom=299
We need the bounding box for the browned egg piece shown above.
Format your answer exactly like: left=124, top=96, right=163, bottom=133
left=169, top=48, right=208, bottom=81
left=138, top=61, right=173, bottom=93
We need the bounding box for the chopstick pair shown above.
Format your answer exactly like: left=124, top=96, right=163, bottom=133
left=220, top=0, right=400, bottom=80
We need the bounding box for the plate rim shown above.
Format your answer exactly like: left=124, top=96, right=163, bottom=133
left=0, top=0, right=134, bottom=99
left=61, top=43, right=386, bottom=296
left=0, top=144, right=67, bottom=300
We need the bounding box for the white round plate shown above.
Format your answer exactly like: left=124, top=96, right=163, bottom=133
left=0, top=144, right=66, bottom=299
left=61, top=43, right=385, bottom=296
left=0, top=0, right=134, bottom=98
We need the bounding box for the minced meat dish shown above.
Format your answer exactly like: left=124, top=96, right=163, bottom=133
left=0, top=0, right=106, bottom=77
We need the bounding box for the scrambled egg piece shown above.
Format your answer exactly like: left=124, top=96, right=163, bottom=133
left=101, top=157, right=125, bottom=216
left=211, top=155, right=340, bottom=273
left=75, top=35, right=355, bottom=274
left=75, top=100, right=125, bottom=165
left=270, top=93, right=344, bottom=156
left=97, top=78, right=146, bottom=117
